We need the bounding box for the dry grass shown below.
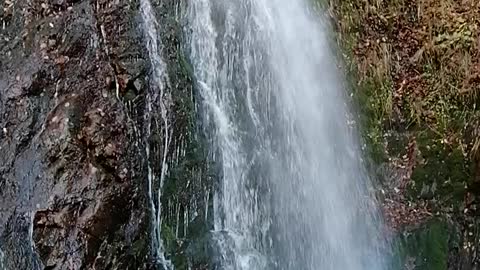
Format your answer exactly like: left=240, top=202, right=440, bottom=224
left=333, top=0, right=480, bottom=152
left=331, top=0, right=480, bottom=230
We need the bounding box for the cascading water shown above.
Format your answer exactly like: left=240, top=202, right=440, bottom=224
left=139, top=0, right=173, bottom=268
left=0, top=248, right=4, bottom=270
left=186, top=0, right=389, bottom=269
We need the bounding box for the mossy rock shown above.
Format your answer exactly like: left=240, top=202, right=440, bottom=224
left=391, top=220, right=453, bottom=270
left=160, top=218, right=212, bottom=270
left=407, top=130, right=472, bottom=207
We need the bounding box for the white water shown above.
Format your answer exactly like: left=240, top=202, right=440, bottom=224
left=186, top=0, right=388, bottom=269
left=139, top=0, right=173, bottom=268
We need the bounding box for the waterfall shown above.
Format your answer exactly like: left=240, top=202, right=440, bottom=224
left=139, top=0, right=173, bottom=268
left=186, top=0, right=388, bottom=269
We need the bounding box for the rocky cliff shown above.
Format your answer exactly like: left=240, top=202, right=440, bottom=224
left=0, top=0, right=212, bottom=269
left=1, top=0, right=154, bottom=268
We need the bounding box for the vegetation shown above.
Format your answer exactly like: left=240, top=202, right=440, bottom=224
left=331, top=0, right=480, bottom=268
left=154, top=3, right=214, bottom=268
left=391, top=220, right=451, bottom=270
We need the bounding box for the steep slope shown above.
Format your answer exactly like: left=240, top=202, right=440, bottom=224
left=331, top=0, right=480, bottom=268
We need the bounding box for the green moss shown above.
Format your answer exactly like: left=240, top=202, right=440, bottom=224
left=160, top=223, right=189, bottom=269
left=177, top=49, right=194, bottom=80
left=161, top=223, right=177, bottom=254
left=407, top=130, right=472, bottom=206
left=158, top=12, right=214, bottom=269
left=385, top=132, right=410, bottom=157
left=354, top=77, right=392, bottom=163
left=131, top=237, right=147, bottom=256
left=391, top=220, right=449, bottom=270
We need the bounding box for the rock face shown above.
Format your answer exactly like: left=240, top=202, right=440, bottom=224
left=0, top=0, right=213, bottom=268
left=0, top=0, right=153, bottom=269
left=144, top=1, right=214, bottom=268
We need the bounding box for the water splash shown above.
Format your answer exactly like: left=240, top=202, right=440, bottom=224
left=186, top=0, right=388, bottom=269
left=139, top=0, right=173, bottom=268
left=28, top=212, right=35, bottom=257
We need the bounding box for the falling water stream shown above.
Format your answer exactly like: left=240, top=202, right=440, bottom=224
left=186, top=0, right=388, bottom=269
left=0, top=0, right=392, bottom=269
left=139, top=0, right=173, bottom=268
left=0, top=248, right=4, bottom=270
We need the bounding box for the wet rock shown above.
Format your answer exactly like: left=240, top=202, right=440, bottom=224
left=1, top=0, right=214, bottom=268
left=148, top=0, right=215, bottom=268
left=0, top=0, right=151, bottom=269
left=134, top=78, right=144, bottom=92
